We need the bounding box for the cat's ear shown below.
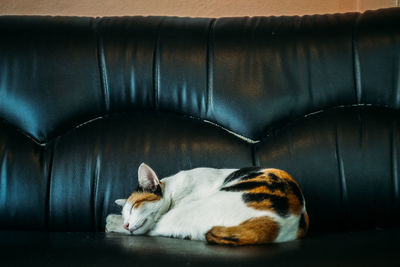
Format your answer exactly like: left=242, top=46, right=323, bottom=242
left=115, top=199, right=127, bottom=206
left=138, top=163, right=160, bottom=192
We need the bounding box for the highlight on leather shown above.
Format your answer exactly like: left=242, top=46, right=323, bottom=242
left=0, top=8, right=400, bottom=232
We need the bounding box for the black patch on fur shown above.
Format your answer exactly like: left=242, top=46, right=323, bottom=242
left=265, top=180, right=287, bottom=193
left=135, top=185, right=143, bottom=192
left=299, top=213, right=307, bottom=231
left=153, top=184, right=163, bottom=197
left=267, top=173, right=304, bottom=203
left=242, top=193, right=289, bottom=217
left=287, top=180, right=304, bottom=204
left=268, top=173, right=280, bottom=181
left=135, top=184, right=163, bottom=197
left=222, top=172, right=289, bottom=194
left=224, top=167, right=264, bottom=184
left=221, top=181, right=270, bottom=192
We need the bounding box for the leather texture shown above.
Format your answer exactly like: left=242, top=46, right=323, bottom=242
left=0, top=8, right=400, bottom=242
left=1, top=229, right=400, bottom=266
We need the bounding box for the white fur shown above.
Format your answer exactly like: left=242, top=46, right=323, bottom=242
left=106, top=165, right=302, bottom=243
left=138, top=162, right=159, bottom=191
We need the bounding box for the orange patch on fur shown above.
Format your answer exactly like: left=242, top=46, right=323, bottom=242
left=205, top=216, right=280, bottom=245
left=263, top=168, right=297, bottom=184
left=245, top=199, right=274, bottom=211
left=265, top=169, right=304, bottom=215
left=127, top=192, right=161, bottom=208
left=237, top=176, right=283, bottom=213
left=237, top=170, right=303, bottom=215
left=287, top=193, right=303, bottom=215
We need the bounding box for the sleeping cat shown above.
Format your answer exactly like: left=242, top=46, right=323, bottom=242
left=105, top=163, right=309, bottom=245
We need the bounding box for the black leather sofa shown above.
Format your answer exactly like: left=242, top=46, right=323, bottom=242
left=1, top=7, right=400, bottom=266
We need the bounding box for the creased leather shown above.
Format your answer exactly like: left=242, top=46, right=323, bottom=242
left=0, top=8, right=400, bottom=232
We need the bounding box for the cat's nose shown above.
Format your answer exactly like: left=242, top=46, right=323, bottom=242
left=123, top=223, right=129, bottom=230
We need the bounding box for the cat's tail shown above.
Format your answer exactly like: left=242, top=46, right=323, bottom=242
left=205, top=216, right=280, bottom=246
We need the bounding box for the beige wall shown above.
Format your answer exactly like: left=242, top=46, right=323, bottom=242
left=0, top=0, right=398, bottom=17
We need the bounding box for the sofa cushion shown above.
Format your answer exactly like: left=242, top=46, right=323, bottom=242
left=1, top=229, right=399, bottom=266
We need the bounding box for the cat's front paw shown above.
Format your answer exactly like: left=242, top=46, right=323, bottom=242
left=105, top=214, right=130, bottom=234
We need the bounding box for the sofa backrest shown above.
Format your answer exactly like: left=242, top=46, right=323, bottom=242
left=0, top=8, right=399, bottom=232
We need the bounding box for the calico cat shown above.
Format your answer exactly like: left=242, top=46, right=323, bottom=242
left=105, top=163, right=309, bottom=245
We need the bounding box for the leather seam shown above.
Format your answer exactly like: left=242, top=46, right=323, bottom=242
left=206, top=18, right=217, bottom=120
left=45, top=140, right=55, bottom=231
left=0, top=104, right=398, bottom=147
left=92, top=154, right=101, bottom=231
left=0, top=118, right=46, bottom=147
left=95, top=18, right=111, bottom=112
left=152, top=18, right=164, bottom=110
left=334, top=121, right=349, bottom=222
left=352, top=13, right=362, bottom=104
left=251, top=144, right=260, bottom=166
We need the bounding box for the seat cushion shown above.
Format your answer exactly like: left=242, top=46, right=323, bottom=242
left=1, top=228, right=399, bottom=266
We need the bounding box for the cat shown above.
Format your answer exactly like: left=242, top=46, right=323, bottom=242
left=105, top=163, right=309, bottom=245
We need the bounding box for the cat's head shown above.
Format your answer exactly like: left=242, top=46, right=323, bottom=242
left=115, top=163, right=169, bottom=234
